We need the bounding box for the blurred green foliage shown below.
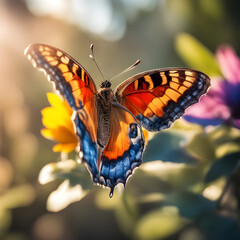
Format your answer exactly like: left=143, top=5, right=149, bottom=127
left=175, top=33, right=222, bottom=76
left=1, top=0, right=240, bottom=240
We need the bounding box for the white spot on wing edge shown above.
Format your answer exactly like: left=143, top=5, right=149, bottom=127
left=46, top=74, right=51, bottom=81
left=39, top=68, right=47, bottom=75
left=24, top=44, right=31, bottom=56
left=31, top=58, right=37, bottom=68
left=26, top=54, right=32, bottom=60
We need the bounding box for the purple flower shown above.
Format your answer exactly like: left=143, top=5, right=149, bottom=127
left=184, top=45, right=240, bottom=129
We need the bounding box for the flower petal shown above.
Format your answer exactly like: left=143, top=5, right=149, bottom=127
left=216, top=45, right=240, bottom=84
left=41, top=107, right=74, bottom=132
left=47, top=92, right=63, bottom=107
left=46, top=92, right=72, bottom=115
left=41, top=128, right=54, bottom=140
left=53, top=143, right=78, bottom=153
left=232, top=119, right=240, bottom=129
left=185, top=79, right=231, bottom=122
left=41, top=127, right=78, bottom=144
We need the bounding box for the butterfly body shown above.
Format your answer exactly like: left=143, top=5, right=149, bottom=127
left=96, top=85, right=114, bottom=148
left=25, top=43, right=211, bottom=197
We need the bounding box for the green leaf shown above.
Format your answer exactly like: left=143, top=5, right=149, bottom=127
left=94, top=187, right=122, bottom=210
left=0, top=208, right=11, bottom=237
left=208, top=125, right=240, bottom=157
left=205, top=151, right=240, bottom=183
left=38, top=160, right=92, bottom=190
left=175, top=33, right=222, bottom=77
left=0, top=184, right=35, bottom=209
left=185, top=132, right=215, bottom=163
left=143, top=128, right=198, bottom=164
left=209, top=125, right=240, bottom=145
left=115, top=193, right=138, bottom=236
left=197, top=213, right=240, bottom=240
left=135, top=207, right=188, bottom=240
left=138, top=161, right=205, bottom=191
left=46, top=179, right=87, bottom=212
left=164, top=191, right=216, bottom=219
left=39, top=160, right=93, bottom=210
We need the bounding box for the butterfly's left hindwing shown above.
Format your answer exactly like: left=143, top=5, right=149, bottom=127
left=115, top=68, right=211, bottom=131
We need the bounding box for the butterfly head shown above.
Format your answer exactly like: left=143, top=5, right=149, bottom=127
left=100, top=80, right=111, bottom=88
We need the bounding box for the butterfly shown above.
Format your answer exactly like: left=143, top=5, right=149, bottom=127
left=25, top=43, right=210, bottom=197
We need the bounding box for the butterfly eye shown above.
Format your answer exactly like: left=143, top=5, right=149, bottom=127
left=128, top=123, right=138, bottom=138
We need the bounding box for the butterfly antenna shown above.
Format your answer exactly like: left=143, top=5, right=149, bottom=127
left=109, top=59, right=141, bottom=82
left=89, top=44, right=105, bottom=81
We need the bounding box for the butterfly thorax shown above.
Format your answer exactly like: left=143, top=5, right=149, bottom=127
left=96, top=87, right=114, bottom=148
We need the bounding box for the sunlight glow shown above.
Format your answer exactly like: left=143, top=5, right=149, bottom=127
left=38, top=160, right=77, bottom=184
left=121, top=0, right=158, bottom=19
left=71, top=0, right=112, bottom=34
left=25, top=0, right=126, bottom=41
left=38, top=163, right=56, bottom=185
left=47, top=180, right=87, bottom=212
left=202, top=184, right=222, bottom=201
left=142, top=161, right=186, bottom=172
left=26, top=0, right=67, bottom=17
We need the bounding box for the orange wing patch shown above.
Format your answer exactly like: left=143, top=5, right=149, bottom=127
left=102, top=106, right=133, bottom=160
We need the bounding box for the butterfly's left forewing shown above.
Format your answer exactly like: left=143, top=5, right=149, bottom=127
left=115, top=68, right=210, bottom=131
left=25, top=43, right=99, bottom=182
left=25, top=44, right=97, bottom=110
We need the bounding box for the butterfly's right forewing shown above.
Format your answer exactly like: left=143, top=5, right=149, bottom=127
left=115, top=68, right=210, bottom=131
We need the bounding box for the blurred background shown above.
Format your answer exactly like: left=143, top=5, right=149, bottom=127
left=1, top=0, right=240, bottom=240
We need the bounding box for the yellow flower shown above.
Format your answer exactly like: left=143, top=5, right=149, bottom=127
left=41, top=93, right=78, bottom=153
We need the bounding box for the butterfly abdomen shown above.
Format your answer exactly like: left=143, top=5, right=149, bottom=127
left=96, top=88, right=114, bottom=148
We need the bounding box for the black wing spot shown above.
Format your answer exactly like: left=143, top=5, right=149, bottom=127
left=129, top=123, right=138, bottom=138
left=151, top=72, right=162, bottom=87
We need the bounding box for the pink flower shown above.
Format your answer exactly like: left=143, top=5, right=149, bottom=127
left=185, top=45, right=240, bottom=129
